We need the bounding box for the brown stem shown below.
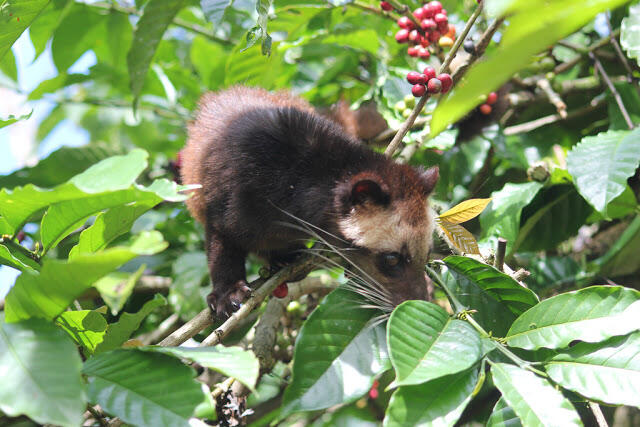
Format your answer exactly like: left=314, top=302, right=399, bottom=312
left=451, top=16, right=506, bottom=83
left=494, top=238, right=507, bottom=272
left=384, top=3, right=484, bottom=157
left=554, top=28, right=620, bottom=75
left=503, top=96, right=606, bottom=135
left=590, top=52, right=634, bottom=130
left=589, top=402, right=609, bottom=427
left=352, top=0, right=399, bottom=22
left=605, top=13, right=635, bottom=84
left=536, top=78, right=567, bottom=118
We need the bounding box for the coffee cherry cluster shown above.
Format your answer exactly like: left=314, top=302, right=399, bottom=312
left=406, top=66, right=452, bottom=97
left=394, top=1, right=456, bottom=57
left=478, top=91, right=498, bottom=115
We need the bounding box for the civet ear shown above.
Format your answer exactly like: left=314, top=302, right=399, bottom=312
left=351, top=178, right=390, bottom=206
left=418, top=166, right=439, bottom=195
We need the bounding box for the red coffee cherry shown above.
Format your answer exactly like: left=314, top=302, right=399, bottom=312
left=487, top=91, right=498, bottom=105
left=409, top=29, right=421, bottom=43
left=395, top=29, right=410, bottom=43
left=427, top=78, right=442, bottom=94
left=417, top=47, right=430, bottom=58
left=407, top=71, right=426, bottom=84
left=428, top=30, right=441, bottom=42
left=428, top=1, right=443, bottom=13
left=397, top=16, right=414, bottom=29
left=413, top=7, right=426, bottom=20
left=412, top=84, right=427, bottom=97
left=437, top=73, right=453, bottom=93
left=479, top=103, right=492, bottom=115
left=407, top=46, right=419, bottom=57
left=380, top=1, right=393, bottom=11
left=420, top=38, right=430, bottom=47
left=272, top=282, right=289, bottom=298
left=421, top=18, right=437, bottom=31
left=423, top=66, right=436, bottom=81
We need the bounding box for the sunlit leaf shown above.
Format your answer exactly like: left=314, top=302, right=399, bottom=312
left=506, top=286, right=640, bottom=350
left=0, top=0, right=50, bottom=61
left=486, top=397, right=522, bottom=427
left=57, top=309, right=107, bottom=354
left=439, top=198, right=492, bottom=224
left=439, top=221, right=480, bottom=254
left=621, top=3, right=640, bottom=66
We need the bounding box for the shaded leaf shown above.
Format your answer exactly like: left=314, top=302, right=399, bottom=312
left=282, top=287, right=389, bottom=416
left=439, top=198, right=492, bottom=224
left=545, top=332, right=640, bottom=407
left=567, top=128, right=640, bottom=216
left=594, top=215, right=640, bottom=277
left=384, top=368, right=479, bottom=427
left=200, top=0, right=234, bottom=26
left=506, top=286, right=640, bottom=350
left=141, top=345, right=260, bottom=390
left=387, top=300, right=483, bottom=387
left=444, top=256, right=539, bottom=320
left=490, top=362, right=582, bottom=427
left=0, top=316, right=85, bottom=427
left=94, top=265, right=146, bottom=315
left=83, top=349, right=203, bottom=427
left=487, top=397, right=522, bottom=427
left=128, top=0, right=185, bottom=106
left=94, top=294, right=166, bottom=354
left=57, top=309, right=108, bottom=354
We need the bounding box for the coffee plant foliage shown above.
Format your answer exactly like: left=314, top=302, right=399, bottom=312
left=1, top=0, right=640, bottom=426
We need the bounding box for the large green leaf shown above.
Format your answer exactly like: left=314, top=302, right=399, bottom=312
left=83, top=349, right=203, bottom=427
left=430, top=0, right=630, bottom=136
left=28, top=72, right=90, bottom=100
left=567, top=129, right=640, bottom=216
left=0, top=149, right=147, bottom=232
left=444, top=256, right=538, bottom=317
left=57, top=309, right=108, bottom=354
left=479, top=182, right=543, bottom=253
left=594, top=215, right=640, bottom=277
left=0, top=144, right=125, bottom=190
left=514, top=185, right=592, bottom=253
left=486, top=397, right=522, bottom=427
left=169, top=251, right=209, bottom=319
left=384, top=368, right=479, bottom=427
left=128, top=0, right=185, bottom=105
left=0, top=316, right=85, bottom=427
left=4, top=231, right=167, bottom=322
left=490, top=362, right=582, bottom=427
left=387, top=300, right=483, bottom=387
left=140, top=345, right=260, bottom=390
left=0, top=47, right=17, bottom=80
left=506, top=286, right=640, bottom=350
left=0, top=241, right=40, bottom=272
left=94, top=266, right=146, bottom=315
left=545, top=332, right=640, bottom=407
left=0, top=0, right=51, bottom=61
left=28, top=0, right=71, bottom=58
left=94, top=294, right=166, bottom=354
left=281, top=287, right=389, bottom=416
left=200, top=0, right=234, bottom=26
left=621, top=3, right=640, bottom=66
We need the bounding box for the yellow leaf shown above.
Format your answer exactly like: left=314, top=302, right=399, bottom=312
left=438, top=198, right=492, bottom=224
left=439, top=221, right=480, bottom=254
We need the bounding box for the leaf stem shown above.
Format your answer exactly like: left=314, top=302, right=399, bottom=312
left=426, top=263, right=548, bottom=377
left=590, top=51, right=634, bottom=130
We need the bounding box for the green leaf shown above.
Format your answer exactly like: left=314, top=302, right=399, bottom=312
left=513, top=185, right=592, bottom=254
left=128, top=0, right=185, bottom=106
left=479, top=182, right=543, bottom=253
left=94, top=294, right=166, bottom=354
left=0, top=47, right=17, bottom=80
left=83, top=349, right=203, bottom=427
left=200, top=0, right=234, bottom=26
left=506, top=286, right=640, bottom=350
left=486, top=397, right=522, bottom=427
left=68, top=202, right=157, bottom=260
left=57, top=309, right=108, bottom=354
left=28, top=0, right=71, bottom=58
left=4, top=231, right=167, bottom=322
left=28, top=73, right=90, bottom=100
left=190, top=34, right=227, bottom=88
left=545, top=332, right=640, bottom=407
left=140, top=345, right=260, bottom=390
left=282, top=287, right=389, bottom=416
left=430, top=0, right=630, bottom=136
left=490, top=362, right=582, bottom=427
left=621, top=3, right=640, bottom=66
left=94, top=266, right=146, bottom=315
left=0, top=111, right=33, bottom=129
left=384, top=368, right=479, bottom=427
left=0, top=0, right=50, bottom=62
left=50, top=3, right=107, bottom=71
left=594, top=215, right=640, bottom=277
left=567, top=129, right=640, bottom=216
left=169, top=251, right=209, bottom=319
left=0, top=149, right=147, bottom=232
left=387, top=300, right=483, bottom=387
left=0, top=316, right=85, bottom=427
left=0, top=241, right=40, bottom=272
left=0, top=143, right=125, bottom=189
left=444, top=256, right=539, bottom=317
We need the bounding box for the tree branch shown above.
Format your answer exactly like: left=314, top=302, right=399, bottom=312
left=590, top=51, right=634, bottom=130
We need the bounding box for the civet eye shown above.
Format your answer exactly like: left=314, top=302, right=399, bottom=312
left=383, top=252, right=401, bottom=268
